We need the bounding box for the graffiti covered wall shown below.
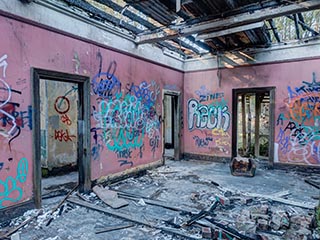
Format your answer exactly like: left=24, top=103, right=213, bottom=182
left=184, top=59, right=320, bottom=166
left=0, top=15, right=183, bottom=209
left=0, top=52, right=32, bottom=209
left=276, top=72, right=320, bottom=165
left=184, top=74, right=232, bottom=157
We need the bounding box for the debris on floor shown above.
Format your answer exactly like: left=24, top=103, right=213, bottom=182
left=0, top=160, right=319, bottom=240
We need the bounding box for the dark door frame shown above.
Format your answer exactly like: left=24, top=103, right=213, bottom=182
left=162, top=90, right=181, bottom=161
left=232, top=87, right=275, bottom=167
left=32, top=68, right=91, bottom=208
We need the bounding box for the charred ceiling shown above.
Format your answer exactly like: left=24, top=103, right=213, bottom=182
left=60, top=0, right=320, bottom=59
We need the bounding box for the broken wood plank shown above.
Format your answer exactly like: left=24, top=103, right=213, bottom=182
left=95, top=224, right=134, bottom=234
left=67, top=197, right=202, bottom=240
left=241, top=192, right=315, bottom=209
left=149, top=188, right=167, bottom=199
left=185, top=201, right=219, bottom=226
left=118, top=194, right=194, bottom=213
left=50, top=183, right=79, bottom=215
left=111, top=189, right=160, bottom=200
left=271, top=190, right=291, bottom=198
left=305, top=179, right=320, bottom=189
left=0, top=210, right=42, bottom=238
left=204, top=218, right=256, bottom=240
left=93, top=186, right=128, bottom=209
left=45, top=183, right=79, bottom=227
left=42, top=189, right=69, bottom=199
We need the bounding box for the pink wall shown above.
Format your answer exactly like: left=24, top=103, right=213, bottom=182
left=1, top=12, right=319, bottom=210
left=0, top=15, right=183, bottom=209
left=184, top=59, right=320, bottom=166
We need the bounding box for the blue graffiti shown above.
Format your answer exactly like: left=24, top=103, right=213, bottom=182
left=126, top=80, right=159, bottom=107
left=277, top=128, right=290, bottom=154
left=276, top=113, right=285, bottom=126
left=287, top=72, right=320, bottom=101
left=91, top=71, right=121, bottom=99
left=116, top=149, right=132, bottom=159
left=118, top=159, right=133, bottom=167
left=193, top=136, right=213, bottom=147
left=312, top=142, right=320, bottom=163
left=90, top=127, right=104, bottom=160
left=93, top=93, right=160, bottom=152
left=150, top=135, right=160, bottom=156
left=91, top=144, right=103, bottom=161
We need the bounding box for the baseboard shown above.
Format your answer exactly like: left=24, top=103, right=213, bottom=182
left=0, top=200, right=35, bottom=223
left=182, top=152, right=230, bottom=163
left=273, top=162, right=320, bottom=174
left=95, top=159, right=164, bottom=186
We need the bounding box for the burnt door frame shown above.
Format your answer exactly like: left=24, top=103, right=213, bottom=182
left=32, top=68, right=91, bottom=208
left=232, top=87, right=275, bottom=167
left=162, top=90, right=181, bottom=161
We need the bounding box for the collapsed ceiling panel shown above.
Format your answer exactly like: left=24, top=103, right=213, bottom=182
left=59, top=0, right=320, bottom=59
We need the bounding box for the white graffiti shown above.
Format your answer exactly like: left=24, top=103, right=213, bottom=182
left=0, top=54, right=17, bottom=137
left=188, top=98, right=230, bottom=131
left=0, top=54, right=8, bottom=78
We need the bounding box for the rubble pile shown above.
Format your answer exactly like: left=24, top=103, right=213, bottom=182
left=0, top=160, right=319, bottom=240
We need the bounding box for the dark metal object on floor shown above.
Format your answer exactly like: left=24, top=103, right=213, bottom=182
left=205, top=218, right=256, bottom=240
left=67, top=198, right=202, bottom=240
left=95, top=224, right=134, bottom=234
left=185, top=201, right=219, bottom=226
left=230, top=157, right=256, bottom=177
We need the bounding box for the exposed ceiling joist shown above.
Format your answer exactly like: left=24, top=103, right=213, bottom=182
left=135, top=0, right=320, bottom=44
left=287, top=14, right=319, bottom=36
left=267, top=19, right=281, bottom=43
left=196, top=22, right=264, bottom=40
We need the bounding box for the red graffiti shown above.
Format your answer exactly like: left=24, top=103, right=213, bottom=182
left=54, top=96, right=70, bottom=114
left=61, top=114, right=72, bottom=125
left=54, top=129, right=76, bottom=142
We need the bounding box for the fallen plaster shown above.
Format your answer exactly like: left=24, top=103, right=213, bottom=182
left=1, top=159, right=319, bottom=240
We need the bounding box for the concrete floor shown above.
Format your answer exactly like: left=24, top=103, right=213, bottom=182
left=1, top=159, right=320, bottom=240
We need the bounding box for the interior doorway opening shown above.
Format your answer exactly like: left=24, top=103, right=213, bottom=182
left=33, top=69, right=91, bottom=208
left=40, top=80, right=79, bottom=196
left=163, top=91, right=181, bottom=161
left=232, top=88, right=275, bottom=166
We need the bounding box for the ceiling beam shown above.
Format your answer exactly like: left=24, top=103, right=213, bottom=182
left=287, top=14, right=319, bottom=36
left=267, top=19, right=281, bottom=43
left=196, top=22, right=264, bottom=40
left=135, top=0, right=320, bottom=44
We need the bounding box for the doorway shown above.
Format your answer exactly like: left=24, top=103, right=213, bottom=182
left=163, top=90, right=181, bottom=161
left=232, top=87, right=275, bottom=166
left=32, top=69, right=90, bottom=208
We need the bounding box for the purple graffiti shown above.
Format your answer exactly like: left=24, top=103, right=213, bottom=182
left=126, top=81, right=159, bottom=107
left=118, top=159, right=133, bottom=167
left=116, top=149, right=132, bottom=159
left=91, top=71, right=121, bottom=99
left=193, top=136, right=213, bottom=148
